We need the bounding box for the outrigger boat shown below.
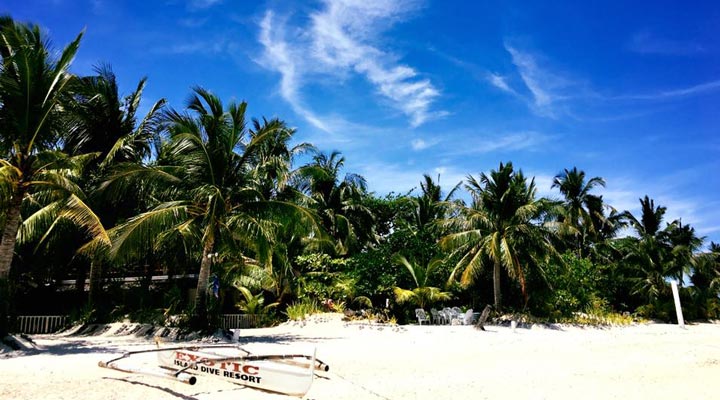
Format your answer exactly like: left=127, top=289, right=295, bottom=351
left=99, top=341, right=329, bottom=397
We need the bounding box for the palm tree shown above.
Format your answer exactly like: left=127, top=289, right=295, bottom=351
left=105, top=87, right=318, bottom=329
left=65, top=65, right=165, bottom=166
left=61, top=65, right=165, bottom=305
left=631, top=195, right=665, bottom=237
left=618, top=196, right=671, bottom=305
left=246, top=117, right=313, bottom=201
left=0, top=17, right=109, bottom=334
left=551, top=167, right=606, bottom=254
left=440, top=162, right=554, bottom=310
left=690, top=243, right=720, bottom=318
left=0, top=17, right=96, bottom=278
left=297, top=150, right=375, bottom=255
left=619, top=196, right=702, bottom=311
left=664, top=220, right=703, bottom=284
left=406, top=174, right=460, bottom=236
left=392, top=254, right=451, bottom=309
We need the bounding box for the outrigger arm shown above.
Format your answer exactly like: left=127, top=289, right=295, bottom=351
left=99, top=358, right=198, bottom=385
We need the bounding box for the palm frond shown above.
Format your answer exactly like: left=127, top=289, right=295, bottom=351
left=60, top=194, right=110, bottom=245
left=109, top=202, right=190, bottom=260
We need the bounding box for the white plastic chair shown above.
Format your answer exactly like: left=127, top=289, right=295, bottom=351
left=430, top=308, right=442, bottom=325
left=415, top=308, right=430, bottom=325
left=439, top=308, right=451, bottom=325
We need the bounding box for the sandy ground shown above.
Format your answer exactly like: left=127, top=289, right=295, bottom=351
left=2, top=315, right=719, bottom=400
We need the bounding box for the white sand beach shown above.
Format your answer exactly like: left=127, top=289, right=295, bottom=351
left=2, top=315, right=719, bottom=400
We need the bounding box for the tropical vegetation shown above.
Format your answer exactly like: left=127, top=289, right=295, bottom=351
left=1, top=16, right=718, bottom=335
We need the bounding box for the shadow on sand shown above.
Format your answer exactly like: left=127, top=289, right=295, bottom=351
left=3, top=338, right=122, bottom=357
left=104, top=377, right=200, bottom=400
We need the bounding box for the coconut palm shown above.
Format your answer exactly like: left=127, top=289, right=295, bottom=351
left=246, top=117, right=313, bottom=201
left=14, top=66, right=166, bottom=307
left=689, top=243, right=720, bottom=318
left=65, top=65, right=165, bottom=166
left=296, top=150, right=375, bottom=255
left=392, top=254, right=451, bottom=309
left=105, top=87, right=319, bottom=329
left=630, top=196, right=665, bottom=238
left=0, top=17, right=89, bottom=277
left=664, top=220, right=703, bottom=283
left=61, top=65, right=165, bottom=304
left=406, top=174, right=460, bottom=236
left=551, top=167, right=606, bottom=254
left=0, top=17, right=109, bottom=334
left=618, top=196, right=702, bottom=310
left=617, top=197, right=671, bottom=304
left=440, top=162, right=554, bottom=310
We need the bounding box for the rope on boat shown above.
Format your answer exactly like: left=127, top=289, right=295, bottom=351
left=328, top=371, right=393, bottom=400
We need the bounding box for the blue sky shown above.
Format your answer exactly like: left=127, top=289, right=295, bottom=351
left=4, top=0, right=720, bottom=245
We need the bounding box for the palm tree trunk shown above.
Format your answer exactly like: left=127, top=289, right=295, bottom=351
left=0, top=192, right=24, bottom=280
left=88, top=259, right=102, bottom=306
left=193, top=236, right=215, bottom=330
left=493, top=258, right=502, bottom=310
left=0, top=191, right=23, bottom=336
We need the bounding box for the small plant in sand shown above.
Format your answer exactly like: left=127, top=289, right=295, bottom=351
left=565, top=312, right=637, bottom=326
left=285, top=298, right=321, bottom=320
left=235, top=287, right=279, bottom=326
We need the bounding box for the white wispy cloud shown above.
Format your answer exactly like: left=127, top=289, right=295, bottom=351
left=442, top=130, right=553, bottom=156
left=487, top=73, right=516, bottom=95
left=256, top=1, right=444, bottom=130
left=495, top=43, right=720, bottom=118
left=504, top=45, right=578, bottom=117
left=258, top=12, right=331, bottom=132
left=506, top=47, right=552, bottom=107
left=613, top=80, right=720, bottom=101
left=411, top=139, right=428, bottom=150
left=295, top=114, right=400, bottom=149
left=410, top=138, right=440, bottom=151
left=628, top=31, right=705, bottom=56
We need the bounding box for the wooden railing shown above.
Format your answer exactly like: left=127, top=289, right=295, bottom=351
left=15, top=315, right=69, bottom=334
left=220, top=314, right=261, bottom=329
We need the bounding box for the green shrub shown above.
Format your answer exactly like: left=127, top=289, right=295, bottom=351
left=294, top=253, right=349, bottom=304
left=536, top=252, right=607, bottom=318
left=285, top=298, right=321, bottom=320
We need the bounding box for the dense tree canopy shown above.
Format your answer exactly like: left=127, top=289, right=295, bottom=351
left=1, top=16, right=717, bottom=335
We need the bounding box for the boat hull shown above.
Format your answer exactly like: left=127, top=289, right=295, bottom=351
left=157, top=349, right=315, bottom=397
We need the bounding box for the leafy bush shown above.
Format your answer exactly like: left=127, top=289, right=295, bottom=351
left=294, top=253, right=348, bottom=303
left=535, top=252, right=607, bottom=318
left=285, top=298, right=321, bottom=320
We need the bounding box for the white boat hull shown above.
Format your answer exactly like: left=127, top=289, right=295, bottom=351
left=157, top=349, right=315, bottom=397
